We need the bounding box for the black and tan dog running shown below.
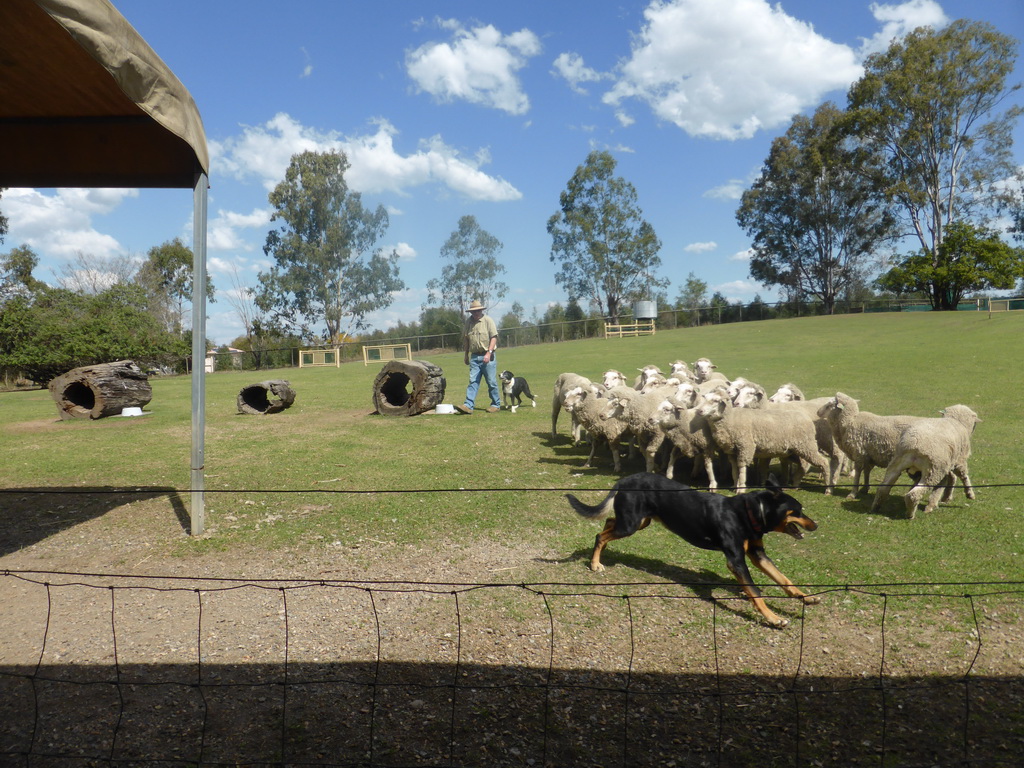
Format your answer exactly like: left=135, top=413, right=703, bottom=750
left=566, top=472, right=820, bottom=628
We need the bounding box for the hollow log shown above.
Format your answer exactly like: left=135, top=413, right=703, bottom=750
left=372, top=360, right=446, bottom=417
left=48, top=360, right=152, bottom=420
left=237, top=380, right=296, bottom=415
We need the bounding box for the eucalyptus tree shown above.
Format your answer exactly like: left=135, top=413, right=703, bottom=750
left=847, top=20, right=1023, bottom=309
left=547, top=150, right=665, bottom=322
left=256, top=150, right=404, bottom=341
left=737, top=102, right=897, bottom=315
left=425, top=215, right=508, bottom=313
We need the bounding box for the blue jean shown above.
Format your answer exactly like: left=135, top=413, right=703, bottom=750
left=465, top=353, right=501, bottom=409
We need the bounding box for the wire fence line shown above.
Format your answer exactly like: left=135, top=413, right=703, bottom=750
left=1, top=569, right=1022, bottom=767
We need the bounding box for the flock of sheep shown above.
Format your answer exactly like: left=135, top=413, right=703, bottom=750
left=551, top=358, right=981, bottom=518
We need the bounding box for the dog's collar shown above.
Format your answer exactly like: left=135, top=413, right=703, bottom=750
left=744, top=498, right=764, bottom=535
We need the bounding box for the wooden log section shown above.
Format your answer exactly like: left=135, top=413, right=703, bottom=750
left=237, top=380, right=297, bottom=415
left=48, top=360, right=153, bottom=420
left=372, top=359, right=446, bottom=417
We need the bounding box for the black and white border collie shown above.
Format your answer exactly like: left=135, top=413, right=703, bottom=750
left=499, top=370, right=537, bottom=412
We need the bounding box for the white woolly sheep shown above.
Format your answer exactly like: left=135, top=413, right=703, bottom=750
left=669, top=360, right=695, bottom=381
left=692, top=357, right=724, bottom=384
left=602, top=369, right=628, bottom=389
left=816, top=392, right=925, bottom=499
left=698, top=390, right=834, bottom=494
left=633, top=364, right=664, bottom=390
left=563, top=385, right=633, bottom=472
left=869, top=405, right=980, bottom=518
left=768, top=383, right=806, bottom=403
left=734, top=383, right=845, bottom=487
left=603, top=380, right=698, bottom=472
left=552, top=373, right=598, bottom=444
left=649, top=398, right=718, bottom=490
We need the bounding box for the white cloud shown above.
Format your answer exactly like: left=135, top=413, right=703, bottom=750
left=406, top=20, right=541, bottom=114
left=860, top=1, right=949, bottom=57
left=714, top=278, right=760, bottom=299
left=729, top=248, right=755, bottom=262
left=684, top=241, right=717, bottom=253
left=552, top=52, right=605, bottom=94
left=212, top=113, right=521, bottom=202
left=388, top=242, right=418, bottom=261
left=2, top=188, right=136, bottom=261
left=603, top=0, right=863, bottom=140
left=208, top=207, right=272, bottom=252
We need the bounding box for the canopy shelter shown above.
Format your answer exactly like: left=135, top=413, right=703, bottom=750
left=0, top=0, right=210, bottom=533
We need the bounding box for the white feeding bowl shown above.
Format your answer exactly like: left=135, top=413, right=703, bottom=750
left=434, top=404, right=455, bottom=414
left=120, top=407, right=144, bottom=417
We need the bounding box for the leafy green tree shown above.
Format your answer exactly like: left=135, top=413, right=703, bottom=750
left=0, top=283, right=186, bottom=384
left=674, top=272, right=708, bottom=326
left=498, top=301, right=526, bottom=330
left=738, top=102, right=897, bottom=314
left=136, top=238, right=215, bottom=334
left=876, top=221, right=1024, bottom=309
left=256, top=150, right=405, bottom=341
left=848, top=20, right=1023, bottom=307
left=1, top=246, right=45, bottom=302
left=425, top=215, right=508, bottom=312
left=547, top=150, right=665, bottom=322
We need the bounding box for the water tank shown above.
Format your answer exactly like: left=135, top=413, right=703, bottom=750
left=633, top=300, right=657, bottom=319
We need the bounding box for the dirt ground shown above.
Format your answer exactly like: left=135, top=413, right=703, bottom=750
left=1, top=494, right=1022, bottom=767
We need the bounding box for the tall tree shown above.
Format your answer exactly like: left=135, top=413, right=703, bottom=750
left=737, top=102, right=898, bottom=314
left=256, top=150, right=405, bottom=341
left=547, top=150, right=665, bottom=322
left=55, top=251, right=139, bottom=295
left=425, top=215, right=509, bottom=312
left=674, top=272, right=708, bottom=326
left=848, top=20, right=1023, bottom=309
left=876, top=221, right=1024, bottom=308
left=136, top=238, right=215, bottom=334
left=1, top=246, right=45, bottom=302
left=0, top=188, right=8, bottom=245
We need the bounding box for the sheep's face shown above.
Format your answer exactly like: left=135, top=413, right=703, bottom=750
left=672, top=382, right=698, bottom=408
left=693, top=358, right=716, bottom=383
left=733, top=385, right=765, bottom=409
left=602, top=370, right=626, bottom=389
left=639, top=374, right=667, bottom=393
left=600, top=396, right=627, bottom=421
left=563, top=386, right=585, bottom=411
left=697, top=391, right=728, bottom=420
left=648, top=399, right=676, bottom=428
left=768, top=385, right=797, bottom=403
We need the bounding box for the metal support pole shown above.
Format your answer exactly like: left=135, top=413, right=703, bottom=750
left=190, top=172, right=209, bottom=536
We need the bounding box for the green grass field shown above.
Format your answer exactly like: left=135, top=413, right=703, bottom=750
left=2, top=311, right=1022, bottom=588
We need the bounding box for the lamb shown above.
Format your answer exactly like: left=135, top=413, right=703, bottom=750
left=649, top=398, right=718, bottom=490
left=562, top=385, right=633, bottom=472
left=869, top=405, right=980, bottom=518
left=816, top=392, right=925, bottom=499
left=698, top=390, right=834, bottom=493
left=552, top=373, right=599, bottom=444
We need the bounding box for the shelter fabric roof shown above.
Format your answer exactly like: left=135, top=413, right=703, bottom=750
left=0, top=0, right=209, bottom=188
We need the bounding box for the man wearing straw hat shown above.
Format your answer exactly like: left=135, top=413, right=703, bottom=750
left=456, top=300, right=501, bottom=414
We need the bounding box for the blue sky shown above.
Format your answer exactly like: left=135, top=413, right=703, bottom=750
left=4, top=0, right=1023, bottom=345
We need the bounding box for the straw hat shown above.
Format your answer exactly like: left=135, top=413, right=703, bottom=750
left=467, top=300, right=487, bottom=312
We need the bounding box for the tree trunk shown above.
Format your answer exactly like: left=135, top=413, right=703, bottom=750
left=48, top=360, right=152, bottom=420
left=237, top=380, right=296, bottom=415
left=372, top=360, right=446, bottom=417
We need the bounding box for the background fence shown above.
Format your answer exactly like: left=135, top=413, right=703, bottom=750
left=2, top=568, right=1021, bottom=767
left=202, top=295, right=1023, bottom=374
